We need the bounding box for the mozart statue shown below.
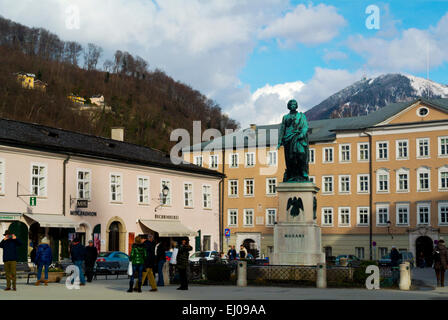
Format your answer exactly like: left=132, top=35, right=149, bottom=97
left=277, top=99, right=309, bottom=182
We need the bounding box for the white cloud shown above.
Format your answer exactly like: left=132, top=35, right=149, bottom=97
left=348, top=12, right=448, bottom=73
left=228, top=68, right=363, bottom=128
left=259, top=3, right=347, bottom=46
left=323, top=51, right=348, bottom=63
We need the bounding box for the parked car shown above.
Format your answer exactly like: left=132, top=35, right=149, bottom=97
left=189, top=251, right=220, bottom=263
left=335, top=254, right=361, bottom=267
left=378, top=252, right=414, bottom=267
left=96, top=251, right=129, bottom=271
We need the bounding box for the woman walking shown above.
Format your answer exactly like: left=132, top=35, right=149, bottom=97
left=176, top=238, right=192, bottom=290
left=35, top=237, right=52, bottom=286
left=433, top=239, right=448, bottom=287
left=128, top=236, right=147, bottom=293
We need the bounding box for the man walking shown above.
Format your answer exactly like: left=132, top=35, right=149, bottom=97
left=85, top=240, right=98, bottom=282
left=70, top=238, right=86, bottom=286
left=0, top=230, right=22, bottom=291
left=137, top=234, right=158, bottom=292
left=390, top=246, right=400, bottom=285
left=156, top=240, right=167, bottom=286
left=227, top=246, right=236, bottom=261
left=176, top=238, right=192, bottom=290
left=433, top=239, right=448, bottom=287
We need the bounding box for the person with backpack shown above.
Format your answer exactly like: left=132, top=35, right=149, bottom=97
left=433, top=239, right=448, bottom=287
left=128, top=236, right=147, bottom=293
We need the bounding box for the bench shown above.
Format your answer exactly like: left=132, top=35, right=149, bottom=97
left=94, top=261, right=129, bottom=280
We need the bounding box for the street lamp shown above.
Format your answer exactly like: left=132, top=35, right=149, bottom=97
left=154, top=185, right=170, bottom=212
left=387, top=220, right=394, bottom=239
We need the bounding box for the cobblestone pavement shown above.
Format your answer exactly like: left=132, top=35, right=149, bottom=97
left=0, top=277, right=447, bottom=300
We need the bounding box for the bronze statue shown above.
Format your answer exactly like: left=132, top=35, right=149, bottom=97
left=277, top=99, right=309, bottom=182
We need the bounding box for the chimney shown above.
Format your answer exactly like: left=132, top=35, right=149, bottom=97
left=250, top=124, right=256, bottom=130
left=111, top=127, right=124, bottom=141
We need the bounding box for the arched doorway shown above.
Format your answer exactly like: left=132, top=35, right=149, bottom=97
left=8, top=221, right=28, bottom=262
left=242, top=238, right=259, bottom=258
left=93, top=224, right=101, bottom=253
left=108, top=222, right=120, bottom=252
left=416, top=236, right=434, bottom=267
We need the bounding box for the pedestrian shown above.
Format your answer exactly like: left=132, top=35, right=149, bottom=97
left=34, top=237, right=52, bottom=286
left=156, top=240, right=167, bottom=286
left=85, top=240, right=98, bottom=282
left=70, top=238, right=86, bottom=286
left=128, top=236, right=147, bottom=293
left=176, top=237, right=192, bottom=290
left=136, top=234, right=158, bottom=292
left=419, top=252, right=426, bottom=268
left=390, top=246, right=400, bottom=285
left=239, top=245, right=248, bottom=260
left=0, top=230, right=22, bottom=291
left=227, top=245, right=236, bottom=260
left=433, top=239, right=448, bottom=287
left=30, top=242, right=37, bottom=272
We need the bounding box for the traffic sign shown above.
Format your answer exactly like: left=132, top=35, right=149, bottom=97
left=29, top=197, right=37, bottom=206
left=372, top=241, right=376, bottom=247
left=225, top=228, right=230, bottom=238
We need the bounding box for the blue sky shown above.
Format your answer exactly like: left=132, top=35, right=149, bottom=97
left=1, top=0, right=448, bottom=127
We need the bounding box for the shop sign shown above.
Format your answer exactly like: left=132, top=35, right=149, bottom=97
left=70, top=210, right=97, bottom=216
left=76, top=200, right=88, bottom=208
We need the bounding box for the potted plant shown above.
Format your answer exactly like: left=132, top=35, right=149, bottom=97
left=44, top=264, right=65, bottom=283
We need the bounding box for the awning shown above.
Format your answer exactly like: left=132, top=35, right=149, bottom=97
left=24, top=214, right=80, bottom=228
left=139, top=219, right=197, bottom=237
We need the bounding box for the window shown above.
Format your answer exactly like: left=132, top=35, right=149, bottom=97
left=323, top=147, right=334, bottom=163
left=358, top=143, right=369, bottom=161
left=309, top=176, right=315, bottom=183
left=266, top=178, right=277, bottom=195
left=439, top=136, right=448, bottom=157
left=228, top=209, right=238, bottom=226
left=439, top=202, right=448, bottom=225
left=243, top=209, right=254, bottom=226
left=184, top=183, right=193, bottom=207
left=0, top=159, right=4, bottom=194
left=357, top=207, right=369, bottom=226
left=439, top=167, right=448, bottom=190
left=194, top=155, right=203, bottom=167
left=244, top=179, right=254, bottom=196
left=396, top=203, right=409, bottom=226
left=417, top=167, right=430, bottom=192
left=417, top=203, right=430, bottom=225
left=339, top=144, right=351, bottom=162
left=229, top=153, right=239, bottom=168
left=322, top=176, right=334, bottom=194
left=228, top=180, right=238, bottom=197
left=377, top=169, right=389, bottom=193
left=417, top=138, right=430, bottom=158
left=396, top=140, right=409, bottom=160
left=355, top=247, right=365, bottom=259
left=339, top=175, right=351, bottom=193
left=31, top=164, right=47, bottom=197
left=110, top=173, right=122, bottom=202
left=396, top=169, right=409, bottom=192
left=376, top=204, right=389, bottom=226
left=309, top=149, right=315, bottom=164
left=357, top=174, right=369, bottom=193
left=417, top=107, right=429, bottom=117
left=267, top=151, right=277, bottom=166
left=161, top=179, right=172, bottom=205
left=137, top=176, right=149, bottom=204
left=338, top=207, right=350, bottom=226
left=321, top=208, right=333, bottom=226
left=209, top=155, right=218, bottom=169
left=377, top=141, right=389, bottom=160
left=202, top=185, right=211, bottom=209
left=245, top=152, right=255, bottom=167
left=266, top=209, right=277, bottom=226
left=379, top=247, right=388, bottom=259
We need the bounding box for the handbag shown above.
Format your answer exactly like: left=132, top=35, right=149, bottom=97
left=170, top=248, right=178, bottom=265
left=127, top=261, right=133, bottom=276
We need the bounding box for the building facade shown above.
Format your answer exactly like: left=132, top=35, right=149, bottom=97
left=0, top=119, right=222, bottom=263
left=183, top=98, right=448, bottom=263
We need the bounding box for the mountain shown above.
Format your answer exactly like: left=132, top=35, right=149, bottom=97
left=0, top=16, right=238, bottom=152
left=305, top=73, right=448, bottom=121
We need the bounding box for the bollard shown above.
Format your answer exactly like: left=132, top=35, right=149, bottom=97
left=163, top=261, right=170, bottom=285
left=399, top=262, right=411, bottom=290
left=316, top=263, right=327, bottom=288
left=237, top=261, right=247, bottom=287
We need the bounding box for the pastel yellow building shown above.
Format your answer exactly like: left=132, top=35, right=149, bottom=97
left=68, top=94, right=86, bottom=105
left=16, top=72, right=36, bottom=89
left=183, top=98, right=448, bottom=264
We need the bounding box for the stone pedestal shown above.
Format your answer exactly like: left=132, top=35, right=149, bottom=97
left=273, top=182, right=325, bottom=266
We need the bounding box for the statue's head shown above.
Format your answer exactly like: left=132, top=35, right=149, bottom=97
left=287, top=99, right=298, bottom=111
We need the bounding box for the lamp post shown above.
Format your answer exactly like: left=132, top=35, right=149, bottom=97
left=154, top=186, right=170, bottom=212
left=387, top=220, right=393, bottom=239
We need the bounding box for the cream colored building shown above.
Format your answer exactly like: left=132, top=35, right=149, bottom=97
left=183, top=98, right=448, bottom=263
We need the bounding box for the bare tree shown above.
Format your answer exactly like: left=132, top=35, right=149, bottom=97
left=83, top=43, right=103, bottom=70
left=64, top=41, right=83, bottom=66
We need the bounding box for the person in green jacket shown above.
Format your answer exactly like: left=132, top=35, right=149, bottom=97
left=176, top=238, right=193, bottom=290
left=127, top=236, right=147, bottom=293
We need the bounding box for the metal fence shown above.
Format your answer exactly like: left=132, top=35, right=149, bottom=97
left=247, top=265, right=354, bottom=282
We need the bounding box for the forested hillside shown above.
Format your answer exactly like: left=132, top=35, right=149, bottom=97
left=0, top=16, right=238, bottom=152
